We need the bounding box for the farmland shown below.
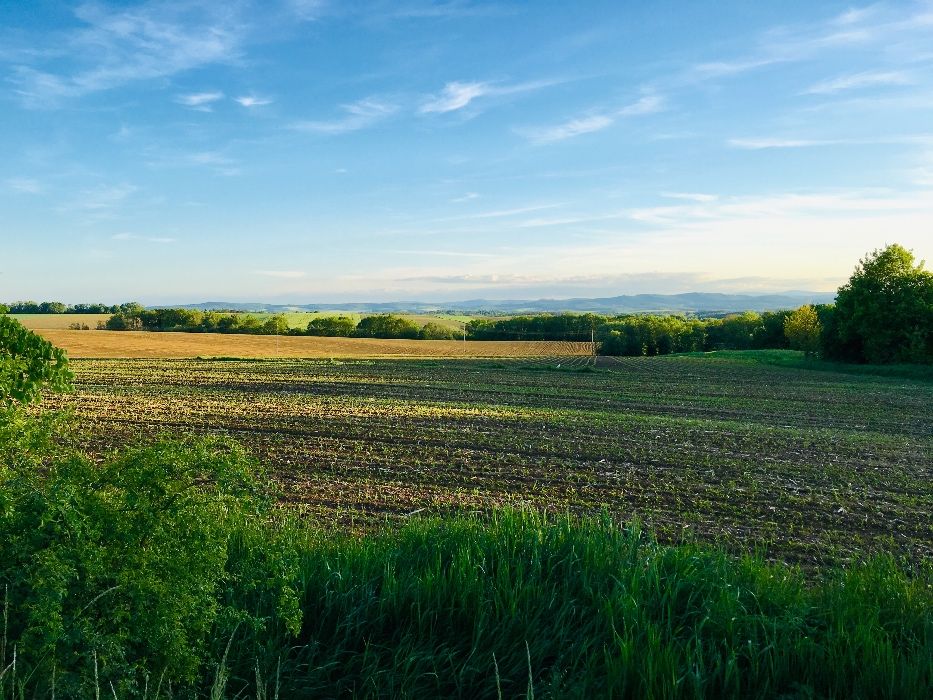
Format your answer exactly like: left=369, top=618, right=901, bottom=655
left=34, top=329, right=590, bottom=358
left=48, top=350, right=932, bottom=568
left=11, top=313, right=111, bottom=329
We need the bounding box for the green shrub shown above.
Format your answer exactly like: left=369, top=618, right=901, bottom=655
left=0, top=316, right=73, bottom=408
left=0, top=419, right=300, bottom=697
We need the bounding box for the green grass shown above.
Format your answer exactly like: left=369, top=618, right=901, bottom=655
left=242, top=510, right=930, bottom=699
left=691, top=349, right=933, bottom=381
left=2, top=409, right=930, bottom=698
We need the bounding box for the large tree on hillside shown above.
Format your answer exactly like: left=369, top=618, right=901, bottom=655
left=824, top=244, right=932, bottom=364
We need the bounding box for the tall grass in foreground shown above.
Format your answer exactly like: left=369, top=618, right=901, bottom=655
left=1, top=417, right=929, bottom=698
left=221, top=511, right=931, bottom=699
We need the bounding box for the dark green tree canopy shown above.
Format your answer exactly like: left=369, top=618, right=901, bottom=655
left=825, top=244, right=932, bottom=364
left=0, top=316, right=73, bottom=407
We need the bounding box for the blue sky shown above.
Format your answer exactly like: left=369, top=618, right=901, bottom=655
left=2, top=0, right=932, bottom=304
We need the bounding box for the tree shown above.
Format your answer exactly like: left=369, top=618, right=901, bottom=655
left=307, top=315, right=358, bottom=337
left=355, top=314, right=421, bottom=339
left=824, top=244, right=933, bottom=364
left=419, top=322, right=457, bottom=340
left=0, top=316, right=73, bottom=407
left=784, top=305, right=821, bottom=357
left=0, top=303, right=9, bottom=315
left=261, top=314, right=289, bottom=335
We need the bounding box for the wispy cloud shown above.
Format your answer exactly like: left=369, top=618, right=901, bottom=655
left=662, top=192, right=718, bottom=202
left=235, top=95, right=274, bottom=107
left=685, top=4, right=933, bottom=86
left=420, top=81, right=489, bottom=113
left=804, top=70, right=912, bottom=94
left=144, top=149, right=241, bottom=176
left=175, top=91, right=225, bottom=110
left=468, top=203, right=562, bottom=219
left=5, top=177, right=42, bottom=194
left=385, top=1, right=517, bottom=20
left=291, top=98, right=398, bottom=134
left=451, top=192, right=480, bottom=203
left=254, top=269, right=306, bottom=278
left=72, top=184, right=138, bottom=211
left=388, top=249, right=497, bottom=258
left=8, top=2, right=247, bottom=108
left=729, top=137, right=835, bottom=149
left=729, top=134, right=933, bottom=149
left=517, top=95, right=664, bottom=143
left=419, top=78, right=553, bottom=114
left=112, top=233, right=176, bottom=244
left=518, top=115, right=613, bottom=143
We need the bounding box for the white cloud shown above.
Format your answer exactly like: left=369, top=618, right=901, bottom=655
left=467, top=203, right=562, bottom=219
left=290, top=98, right=398, bottom=134
left=5, top=177, right=42, bottom=194
left=518, top=114, right=614, bottom=143
left=804, top=70, right=912, bottom=95
left=617, top=94, right=664, bottom=116
left=254, top=270, right=307, bottom=278
left=112, top=233, right=175, bottom=243
left=729, top=134, right=933, bottom=149
left=420, top=81, right=489, bottom=113
left=9, top=2, right=247, bottom=108
left=518, top=95, right=663, bottom=143
left=451, top=192, right=480, bottom=202
left=683, top=4, right=933, bottom=87
left=662, top=192, right=718, bottom=202
left=176, top=91, right=224, bottom=110
left=729, top=138, right=835, bottom=149
left=235, top=95, right=273, bottom=107
left=73, top=184, right=138, bottom=211
left=419, top=79, right=554, bottom=114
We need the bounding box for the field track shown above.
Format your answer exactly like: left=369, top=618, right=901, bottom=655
left=36, top=329, right=593, bottom=359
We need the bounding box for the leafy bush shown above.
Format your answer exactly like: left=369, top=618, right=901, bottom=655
left=0, top=316, right=73, bottom=407
left=0, top=419, right=300, bottom=696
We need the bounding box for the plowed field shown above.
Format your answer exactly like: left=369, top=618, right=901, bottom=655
left=45, top=353, right=933, bottom=567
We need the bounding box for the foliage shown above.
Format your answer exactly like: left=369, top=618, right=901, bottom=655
left=784, top=304, right=822, bottom=356
left=0, top=315, right=73, bottom=407
left=419, top=321, right=458, bottom=340
left=0, top=418, right=300, bottom=696
left=0, top=304, right=8, bottom=315
left=105, top=308, right=291, bottom=335
left=354, top=314, right=421, bottom=339
left=306, top=315, right=357, bottom=337
left=824, top=244, right=933, bottom=364
left=278, top=512, right=931, bottom=698
left=4, top=301, right=126, bottom=314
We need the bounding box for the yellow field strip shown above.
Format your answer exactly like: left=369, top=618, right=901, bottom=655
left=36, top=330, right=593, bottom=359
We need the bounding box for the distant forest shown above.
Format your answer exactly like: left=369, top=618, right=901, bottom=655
left=4, top=244, right=930, bottom=364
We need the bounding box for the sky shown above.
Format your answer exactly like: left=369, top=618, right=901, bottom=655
left=1, top=0, right=932, bottom=304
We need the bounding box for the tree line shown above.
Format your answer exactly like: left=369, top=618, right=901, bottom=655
left=0, top=301, right=135, bottom=314
left=7, top=244, right=929, bottom=364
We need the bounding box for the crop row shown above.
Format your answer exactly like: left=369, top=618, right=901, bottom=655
left=48, top=355, right=933, bottom=567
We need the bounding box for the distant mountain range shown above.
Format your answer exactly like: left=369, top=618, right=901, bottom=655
left=171, top=292, right=836, bottom=316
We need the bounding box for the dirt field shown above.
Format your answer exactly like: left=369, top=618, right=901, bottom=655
left=35, top=330, right=593, bottom=359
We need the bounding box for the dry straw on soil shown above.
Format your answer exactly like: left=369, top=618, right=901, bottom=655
left=36, top=330, right=592, bottom=359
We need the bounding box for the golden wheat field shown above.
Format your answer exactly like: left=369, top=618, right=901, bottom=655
left=11, top=313, right=112, bottom=329
left=35, top=329, right=593, bottom=359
